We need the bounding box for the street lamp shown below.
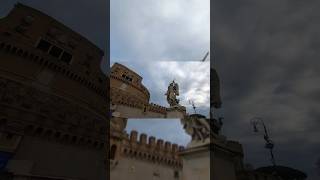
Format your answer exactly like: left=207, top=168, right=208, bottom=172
left=250, top=117, right=276, bottom=166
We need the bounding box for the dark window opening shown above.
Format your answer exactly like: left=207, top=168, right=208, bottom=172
left=44, top=130, right=52, bottom=137
left=35, top=127, right=43, bottom=135
left=3, top=32, right=12, bottom=36
left=153, top=172, right=160, bottom=177
left=0, top=118, right=7, bottom=127
left=255, top=174, right=259, bottom=180
left=72, top=136, right=77, bottom=143
left=24, top=125, right=34, bottom=133
left=110, top=144, right=117, bottom=160
left=6, top=133, right=13, bottom=140
left=121, top=74, right=133, bottom=82
left=49, top=46, right=63, bottom=58
left=54, top=132, right=61, bottom=138
left=61, top=51, right=72, bottom=63
left=174, top=171, right=179, bottom=178
left=37, top=39, right=51, bottom=52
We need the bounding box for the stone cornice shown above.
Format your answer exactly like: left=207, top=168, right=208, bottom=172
left=0, top=40, right=107, bottom=99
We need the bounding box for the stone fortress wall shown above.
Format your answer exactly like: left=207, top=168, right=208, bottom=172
left=110, top=62, right=187, bottom=180
left=110, top=62, right=185, bottom=119
left=122, top=130, right=184, bottom=167
left=110, top=129, right=185, bottom=180
left=0, top=3, right=107, bottom=180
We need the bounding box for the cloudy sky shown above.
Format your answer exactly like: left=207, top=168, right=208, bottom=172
left=126, top=118, right=191, bottom=147
left=111, top=0, right=210, bottom=147
left=111, top=0, right=210, bottom=62
left=213, top=0, right=320, bottom=179
left=119, top=61, right=210, bottom=147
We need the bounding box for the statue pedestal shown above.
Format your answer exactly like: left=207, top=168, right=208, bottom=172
left=179, top=144, right=210, bottom=180
left=166, top=106, right=186, bottom=119
left=179, top=138, right=243, bottom=180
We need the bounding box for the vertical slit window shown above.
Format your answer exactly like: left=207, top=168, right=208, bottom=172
left=37, top=39, right=51, bottom=52
left=60, top=51, right=73, bottom=63
left=49, top=46, right=63, bottom=58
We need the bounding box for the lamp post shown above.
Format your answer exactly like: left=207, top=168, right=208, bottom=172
left=250, top=117, right=276, bottom=166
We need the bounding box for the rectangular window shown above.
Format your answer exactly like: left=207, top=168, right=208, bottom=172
left=36, top=39, right=51, bottom=52
left=60, top=51, right=73, bottom=63
left=49, top=46, right=63, bottom=58
left=36, top=38, right=73, bottom=64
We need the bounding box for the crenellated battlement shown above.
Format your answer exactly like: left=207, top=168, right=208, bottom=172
left=148, top=103, right=167, bottom=114
left=110, top=89, right=178, bottom=117
left=121, top=130, right=185, bottom=168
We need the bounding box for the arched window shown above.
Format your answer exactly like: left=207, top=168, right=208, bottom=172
left=110, top=144, right=117, bottom=160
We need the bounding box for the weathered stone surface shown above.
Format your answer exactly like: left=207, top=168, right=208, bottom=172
left=0, top=3, right=107, bottom=179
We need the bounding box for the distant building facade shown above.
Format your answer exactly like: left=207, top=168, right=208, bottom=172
left=0, top=3, right=107, bottom=179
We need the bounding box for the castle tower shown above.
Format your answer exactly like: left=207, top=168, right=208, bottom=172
left=110, top=63, right=186, bottom=119
left=0, top=3, right=107, bottom=179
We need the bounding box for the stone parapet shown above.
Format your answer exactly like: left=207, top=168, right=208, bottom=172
left=148, top=103, right=167, bottom=114
left=110, top=87, right=144, bottom=109
left=122, top=130, right=184, bottom=168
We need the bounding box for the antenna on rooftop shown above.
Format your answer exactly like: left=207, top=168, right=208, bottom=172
left=189, top=100, right=197, bottom=114
left=201, top=51, right=209, bottom=62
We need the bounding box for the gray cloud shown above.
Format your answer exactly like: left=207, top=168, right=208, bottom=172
left=110, top=0, right=210, bottom=117
left=111, top=0, right=210, bottom=62
left=110, top=0, right=210, bottom=152
left=113, top=61, right=210, bottom=116
left=214, top=0, right=320, bottom=179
